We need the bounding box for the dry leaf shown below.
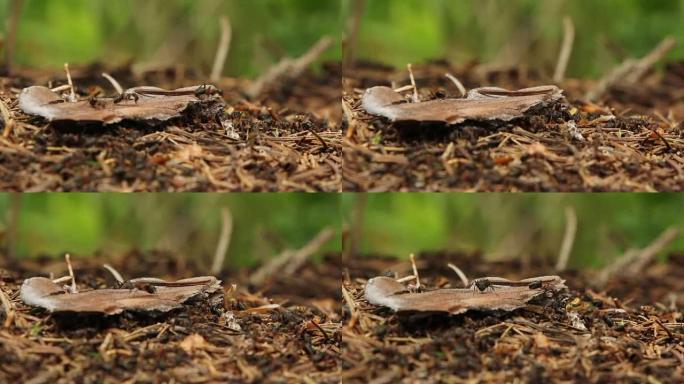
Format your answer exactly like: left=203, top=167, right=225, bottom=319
left=18, top=85, right=223, bottom=125
left=361, top=85, right=564, bottom=125
left=364, top=275, right=566, bottom=315
left=20, top=276, right=222, bottom=315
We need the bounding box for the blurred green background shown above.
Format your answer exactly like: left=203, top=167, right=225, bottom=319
left=349, top=0, right=684, bottom=77
left=0, top=0, right=341, bottom=77
left=0, top=193, right=340, bottom=268
left=342, top=193, right=684, bottom=268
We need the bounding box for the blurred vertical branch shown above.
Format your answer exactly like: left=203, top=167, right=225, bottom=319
left=4, top=193, right=21, bottom=260
left=3, top=0, right=24, bottom=75
left=346, top=194, right=367, bottom=259
left=210, top=208, right=233, bottom=275
left=343, top=0, right=366, bottom=69
left=210, top=15, right=232, bottom=82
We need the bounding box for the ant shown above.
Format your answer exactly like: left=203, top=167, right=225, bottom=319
left=471, top=279, right=543, bottom=292
left=113, top=92, right=139, bottom=104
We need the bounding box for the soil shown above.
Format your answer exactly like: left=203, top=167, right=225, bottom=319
left=343, top=60, right=684, bottom=191
left=0, top=251, right=341, bottom=383
left=0, top=63, right=341, bottom=192
left=342, top=251, right=684, bottom=383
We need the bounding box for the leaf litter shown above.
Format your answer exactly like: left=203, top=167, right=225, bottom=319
left=344, top=59, right=684, bottom=192
left=343, top=251, right=684, bottom=383
left=0, top=61, right=341, bottom=192
left=0, top=251, right=341, bottom=383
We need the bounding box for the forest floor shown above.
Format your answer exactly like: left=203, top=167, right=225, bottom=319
left=0, top=251, right=341, bottom=383
left=342, top=251, right=684, bottom=383
left=0, top=63, right=341, bottom=192
left=343, top=60, right=684, bottom=191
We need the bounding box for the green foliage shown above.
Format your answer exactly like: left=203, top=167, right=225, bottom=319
left=354, top=0, right=684, bottom=77
left=0, top=0, right=341, bottom=77
left=0, top=193, right=340, bottom=268
left=342, top=193, right=684, bottom=268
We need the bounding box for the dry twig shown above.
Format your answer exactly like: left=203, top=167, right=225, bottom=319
left=447, top=263, right=469, bottom=288
left=101, top=73, right=124, bottom=95
left=64, top=253, right=77, bottom=293
left=445, top=73, right=467, bottom=97
left=409, top=253, right=421, bottom=289
left=63, top=63, right=77, bottom=103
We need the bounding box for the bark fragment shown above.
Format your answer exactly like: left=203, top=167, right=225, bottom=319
left=361, top=85, right=564, bottom=125
left=20, top=276, right=222, bottom=315
left=364, top=275, right=566, bottom=315
left=18, top=85, right=223, bottom=125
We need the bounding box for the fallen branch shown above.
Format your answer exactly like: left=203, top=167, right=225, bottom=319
left=597, top=227, right=679, bottom=286
left=553, top=16, right=575, bottom=83
left=586, top=36, right=676, bottom=101
left=246, top=36, right=333, bottom=99
left=210, top=15, right=232, bottom=82
left=249, top=227, right=335, bottom=285
left=210, top=207, right=234, bottom=275
left=555, top=207, right=577, bottom=271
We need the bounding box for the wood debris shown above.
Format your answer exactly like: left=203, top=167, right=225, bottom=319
left=20, top=276, right=222, bottom=315
left=361, top=85, right=564, bottom=125
left=364, top=275, right=566, bottom=314
left=18, top=84, right=224, bottom=125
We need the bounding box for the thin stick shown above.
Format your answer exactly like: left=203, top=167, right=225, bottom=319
left=0, top=97, right=15, bottom=138
left=50, top=84, right=72, bottom=93
left=0, top=287, right=15, bottom=328
left=101, top=73, right=124, bottom=95
left=447, top=263, right=469, bottom=287
left=103, top=264, right=125, bottom=285
left=445, top=73, right=467, bottom=97
left=210, top=207, right=234, bottom=275
left=64, top=253, right=78, bottom=293
left=553, top=16, right=575, bottom=83
left=409, top=253, right=420, bottom=289
left=407, top=63, right=420, bottom=103
left=210, top=15, right=232, bottom=82
left=52, top=276, right=72, bottom=284
left=555, top=207, right=577, bottom=271
left=64, top=63, right=77, bottom=102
